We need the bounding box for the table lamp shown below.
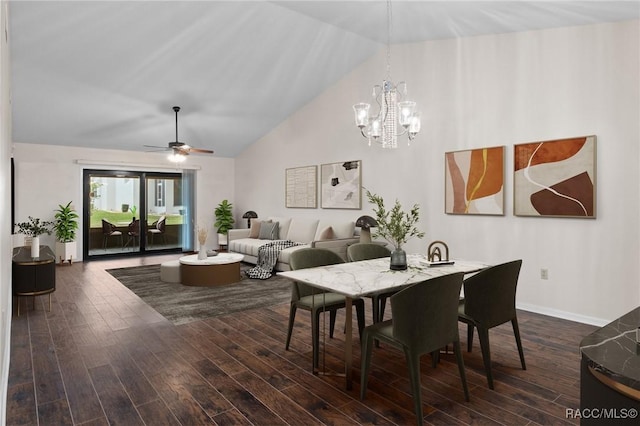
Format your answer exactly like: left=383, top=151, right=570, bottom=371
left=355, top=215, right=378, bottom=243
left=242, top=210, right=258, bottom=228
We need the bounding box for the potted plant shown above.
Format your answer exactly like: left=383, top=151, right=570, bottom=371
left=214, top=199, right=235, bottom=248
left=15, top=216, right=54, bottom=258
left=53, top=201, right=79, bottom=265
left=366, top=190, right=425, bottom=270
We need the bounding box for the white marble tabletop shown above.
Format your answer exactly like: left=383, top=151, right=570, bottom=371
left=278, top=254, right=489, bottom=298
left=179, top=253, right=244, bottom=266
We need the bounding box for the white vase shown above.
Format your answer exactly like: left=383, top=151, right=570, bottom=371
left=31, top=236, right=40, bottom=258
left=198, top=246, right=207, bottom=260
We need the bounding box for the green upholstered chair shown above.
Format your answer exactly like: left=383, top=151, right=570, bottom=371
left=347, top=243, right=393, bottom=323
left=360, top=273, right=469, bottom=426
left=286, top=248, right=366, bottom=372
left=458, top=259, right=526, bottom=389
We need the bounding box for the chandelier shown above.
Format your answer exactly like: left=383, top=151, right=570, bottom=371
left=353, top=0, right=421, bottom=148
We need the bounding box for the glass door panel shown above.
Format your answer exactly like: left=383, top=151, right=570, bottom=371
left=145, top=174, right=183, bottom=251
left=86, top=172, right=141, bottom=256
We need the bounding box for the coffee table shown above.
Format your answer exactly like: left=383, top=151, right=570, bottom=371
left=179, top=253, right=244, bottom=286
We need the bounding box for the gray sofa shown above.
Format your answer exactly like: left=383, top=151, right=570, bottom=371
left=227, top=216, right=359, bottom=271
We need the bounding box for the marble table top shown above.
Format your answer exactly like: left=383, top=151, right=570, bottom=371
left=179, top=253, right=244, bottom=266
left=580, top=307, right=640, bottom=391
left=278, top=254, right=489, bottom=298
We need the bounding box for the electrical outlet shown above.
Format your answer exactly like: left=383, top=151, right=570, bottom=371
left=540, top=268, right=548, bottom=280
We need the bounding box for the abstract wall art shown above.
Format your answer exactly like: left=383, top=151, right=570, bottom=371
left=445, top=146, right=505, bottom=215
left=514, top=135, right=596, bottom=218
left=285, top=165, right=317, bottom=208
left=321, top=160, right=361, bottom=209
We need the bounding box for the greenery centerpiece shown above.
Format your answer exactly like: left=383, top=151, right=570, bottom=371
left=16, top=216, right=54, bottom=258
left=16, top=216, right=54, bottom=238
left=214, top=199, right=235, bottom=247
left=366, top=190, right=425, bottom=270
left=53, top=202, right=79, bottom=264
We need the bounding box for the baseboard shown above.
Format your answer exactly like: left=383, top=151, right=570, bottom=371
left=516, top=303, right=610, bottom=327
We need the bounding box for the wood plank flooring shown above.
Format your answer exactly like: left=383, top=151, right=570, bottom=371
left=6, top=255, right=597, bottom=425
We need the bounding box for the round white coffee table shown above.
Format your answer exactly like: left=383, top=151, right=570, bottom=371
left=179, top=253, right=244, bottom=286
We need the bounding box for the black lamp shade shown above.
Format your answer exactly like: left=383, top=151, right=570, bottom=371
left=355, top=215, right=377, bottom=229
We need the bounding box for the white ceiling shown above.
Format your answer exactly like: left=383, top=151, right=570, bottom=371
left=9, top=1, right=640, bottom=158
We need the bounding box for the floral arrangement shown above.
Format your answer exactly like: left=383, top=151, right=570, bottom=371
left=16, top=216, right=54, bottom=237
left=197, top=225, right=208, bottom=246
left=365, top=190, right=425, bottom=250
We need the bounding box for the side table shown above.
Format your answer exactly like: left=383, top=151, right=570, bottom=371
left=12, top=245, right=56, bottom=316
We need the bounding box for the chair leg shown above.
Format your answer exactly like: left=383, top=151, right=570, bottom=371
left=431, top=350, right=439, bottom=368
left=477, top=327, right=494, bottom=389
left=379, top=295, right=388, bottom=321
left=467, top=323, right=474, bottom=352
left=512, top=318, right=527, bottom=370
left=371, top=295, right=379, bottom=323
left=360, top=330, right=374, bottom=400
left=453, top=340, right=470, bottom=401
left=285, top=304, right=297, bottom=350
left=404, top=348, right=424, bottom=426
left=329, top=310, right=337, bottom=338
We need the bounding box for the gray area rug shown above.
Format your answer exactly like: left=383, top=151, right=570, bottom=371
left=106, top=263, right=292, bottom=325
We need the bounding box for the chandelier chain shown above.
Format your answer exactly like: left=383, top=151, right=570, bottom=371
left=386, top=0, right=392, bottom=80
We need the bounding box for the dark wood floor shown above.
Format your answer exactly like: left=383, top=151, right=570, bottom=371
left=6, top=254, right=597, bottom=425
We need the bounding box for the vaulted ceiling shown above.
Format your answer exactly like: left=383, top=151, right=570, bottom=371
left=9, top=1, right=639, bottom=157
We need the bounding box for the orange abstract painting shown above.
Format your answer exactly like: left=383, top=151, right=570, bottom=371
left=514, top=136, right=596, bottom=218
left=445, top=146, right=504, bottom=215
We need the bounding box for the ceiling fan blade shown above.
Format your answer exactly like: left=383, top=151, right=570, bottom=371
left=143, top=144, right=169, bottom=149
left=188, top=147, right=214, bottom=154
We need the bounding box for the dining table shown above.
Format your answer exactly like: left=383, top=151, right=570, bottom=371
left=278, top=253, right=490, bottom=389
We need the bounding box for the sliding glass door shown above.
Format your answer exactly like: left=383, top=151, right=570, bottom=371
left=83, top=169, right=189, bottom=259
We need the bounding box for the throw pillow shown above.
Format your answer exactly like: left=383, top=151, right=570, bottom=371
left=249, top=219, right=270, bottom=238
left=318, top=226, right=335, bottom=240
left=258, top=221, right=280, bottom=240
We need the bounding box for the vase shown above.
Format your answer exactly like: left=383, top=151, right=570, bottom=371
left=31, top=236, right=40, bottom=258
left=198, top=246, right=207, bottom=260
left=390, top=247, right=407, bottom=270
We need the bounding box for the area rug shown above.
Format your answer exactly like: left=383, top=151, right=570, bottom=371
left=106, top=263, right=292, bottom=325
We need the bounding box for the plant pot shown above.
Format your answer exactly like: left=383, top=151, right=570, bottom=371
left=390, top=247, right=407, bottom=271
left=55, top=241, right=77, bottom=265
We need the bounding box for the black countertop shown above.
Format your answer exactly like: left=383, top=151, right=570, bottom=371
left=580, top=307, right=640, bottom=391
left=12, top=245, right=55, bottom=265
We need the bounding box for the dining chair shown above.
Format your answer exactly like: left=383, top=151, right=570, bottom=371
left=101, top=219, right=123, bottom=249
left=148, top=215, right=166, bottom=246
left=124, top=218, right=140, bottom=248
left=458, top=259, right=526, bottom=389
left=347, top=243, right=392, bottom=323
left=361, top=273, right=470, bottom=426
left=286, top=247, right=366, bottom=372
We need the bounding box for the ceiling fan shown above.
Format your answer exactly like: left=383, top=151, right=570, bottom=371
left=145, top=106, right=214, bottom=161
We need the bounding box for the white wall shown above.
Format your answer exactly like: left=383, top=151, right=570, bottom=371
left=235, top=20, right=640, bottom=326
left=0, top=1, right=11, bottom=423
left=12, top=143, right=235, bottom=255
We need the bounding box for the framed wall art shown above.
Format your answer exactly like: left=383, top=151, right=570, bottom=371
left=321, top=160, right=361, bottom=209
left=514, top=135, right=596, bottom=218
left=445, top=146, right=505, bottom=215
left=285, top=165, right=317, bottom=208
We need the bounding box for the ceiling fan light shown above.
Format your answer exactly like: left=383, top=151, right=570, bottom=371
left=168, top=151, right=186, bottom=163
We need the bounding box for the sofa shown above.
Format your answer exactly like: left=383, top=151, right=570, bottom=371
left=228, top=216, right=359, bottom=271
